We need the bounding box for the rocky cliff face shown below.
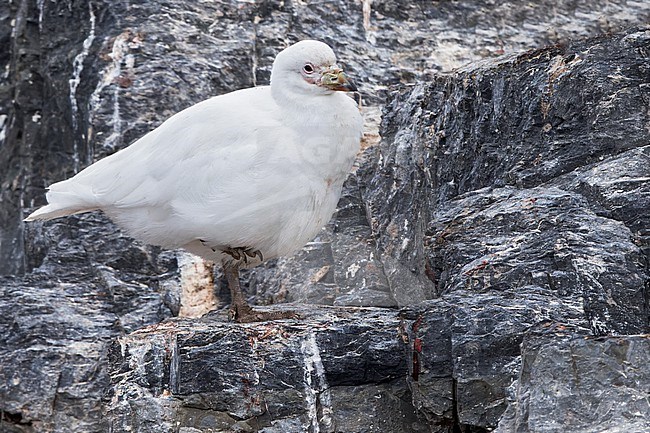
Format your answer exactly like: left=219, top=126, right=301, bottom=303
left=1, top=1, right=649, bottom=433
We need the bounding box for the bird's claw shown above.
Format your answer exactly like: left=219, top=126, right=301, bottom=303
left=223, top=246, right=263, bottom=264
left=198, top=241, right=263, bottom=262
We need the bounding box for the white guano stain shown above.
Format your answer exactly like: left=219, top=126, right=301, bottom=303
left=36, top=0, right=45, bottom=29
left=88, top=29, right=135, bottom=155
left=69, top=1, right=96, bottom=172
left=346, top=262, right=361, bottom=279
left=0, top=114, right=7, bottom=143
left=301, top=332, right=332, bottom=433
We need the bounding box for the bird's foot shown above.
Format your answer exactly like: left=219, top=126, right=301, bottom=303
left=229, top=302, right=299, bottom=323
left=197, top=241, right=263, bottom=264
left=223, top=246, right=263, bottom=264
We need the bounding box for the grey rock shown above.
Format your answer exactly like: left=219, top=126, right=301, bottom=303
left=0, top=213, right=176, bottom=433
left=364, top=27, right=650, bottom=332
left=495, top=330, right=650, bottom=433
left=360, top=27, right=649, bottom=430
left=427, top=185, right=647, bottom=335
left=553, top=146, right=650, bottom=258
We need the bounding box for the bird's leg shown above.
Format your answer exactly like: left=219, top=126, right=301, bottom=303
left=222, top=260, right=299, bottom=323
left=222, top=262, right=254, bottom=320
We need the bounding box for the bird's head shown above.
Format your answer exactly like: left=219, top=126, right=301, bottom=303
left=270, top=40, right=358, bottom=97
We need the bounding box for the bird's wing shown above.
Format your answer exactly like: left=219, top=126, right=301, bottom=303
left=48, top=87, right=283, bottom=212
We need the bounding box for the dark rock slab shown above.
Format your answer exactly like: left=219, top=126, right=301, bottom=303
left=106, top=306, right=419, bottom=433
left=105, top=291, right=590, bottom=432
left=401, top=290, right=588, bottom=430
left=553, top=145, right=650, bottom=258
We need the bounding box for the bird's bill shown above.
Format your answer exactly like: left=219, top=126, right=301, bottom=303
left=320, top=69, right=358, bottom=92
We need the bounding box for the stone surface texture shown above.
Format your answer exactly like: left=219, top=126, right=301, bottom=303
left=1, top=1, right=649, bottom=432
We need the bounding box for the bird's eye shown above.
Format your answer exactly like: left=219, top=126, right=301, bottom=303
left=302, top=63, right=315, bottom=74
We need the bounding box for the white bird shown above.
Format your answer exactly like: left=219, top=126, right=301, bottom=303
left=25, top=40, right=363, bottom=322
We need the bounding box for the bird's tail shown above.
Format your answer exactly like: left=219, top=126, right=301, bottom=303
left=24, top=203, right=97, bottom=221
left=24, top=183, right=99, bottom=221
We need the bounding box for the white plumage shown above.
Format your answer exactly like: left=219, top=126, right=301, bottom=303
left=26, top=40, right=362, bottom=321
